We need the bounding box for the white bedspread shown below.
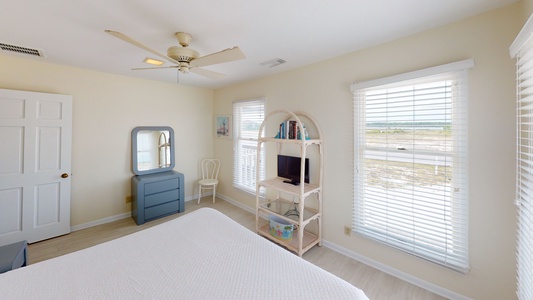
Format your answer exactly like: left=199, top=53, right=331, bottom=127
left=0, top=208, right=368, bottom=299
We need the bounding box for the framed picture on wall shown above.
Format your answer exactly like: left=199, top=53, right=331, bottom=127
left=215, top=115, right=231, bottom=139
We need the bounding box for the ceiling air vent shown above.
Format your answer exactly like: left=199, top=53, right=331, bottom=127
left=0, top=42, right=45, bottom=57
left=260, top=58, right=286, bottom=68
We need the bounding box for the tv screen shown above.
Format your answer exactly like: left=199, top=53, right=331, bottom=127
left=277, top=155, right=309, bottom=184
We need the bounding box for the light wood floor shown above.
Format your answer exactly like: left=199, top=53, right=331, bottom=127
left=28, top=198, right=447, bottom=300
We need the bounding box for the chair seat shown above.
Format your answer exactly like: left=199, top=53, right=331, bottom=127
left=199, top=179, right=218, bottom=186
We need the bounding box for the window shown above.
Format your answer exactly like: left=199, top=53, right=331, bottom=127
left=510, top=14, right=533, bottom=300
left=351, top=60, right=473, bottom=273
left=233, top=98, right=266, bottom=194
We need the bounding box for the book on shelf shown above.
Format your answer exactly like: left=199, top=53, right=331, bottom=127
left=277, top=120, right=309, bottom=140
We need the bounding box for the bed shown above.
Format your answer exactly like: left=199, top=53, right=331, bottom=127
left=0, top=208, right=368, bottom=299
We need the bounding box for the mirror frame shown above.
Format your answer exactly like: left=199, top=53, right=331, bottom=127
left=131, top=126, right=175, bottom=175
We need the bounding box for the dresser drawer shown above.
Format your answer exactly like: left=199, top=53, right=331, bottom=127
left=144, top=189, right=179, bottom=208
left=144, top=178, right=180, bottom=195
left=145, top=201, right=179, bottom=220
left=131, top=170, right=185, bottom=225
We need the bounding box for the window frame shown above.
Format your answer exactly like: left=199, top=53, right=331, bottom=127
left=351, top=59, right=473, bottom=273
left=232, top=98, right=266, bottom=194
left=510, top=13, right=533, bottom=300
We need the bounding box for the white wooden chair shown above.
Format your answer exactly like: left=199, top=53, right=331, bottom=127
left=197, top=159, right=220, bottom=204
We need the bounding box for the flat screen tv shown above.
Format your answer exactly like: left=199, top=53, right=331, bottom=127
left=277, top=155, right=309, bottom=184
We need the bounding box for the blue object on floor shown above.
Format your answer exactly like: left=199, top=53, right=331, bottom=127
left=0, top=240, right=27, bottom=273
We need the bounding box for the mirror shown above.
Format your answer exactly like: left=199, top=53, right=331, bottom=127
left=131, top=126, right=175, bottom=175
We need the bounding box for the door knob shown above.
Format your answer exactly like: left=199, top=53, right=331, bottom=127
left=61, top=173, right=69, bottom=178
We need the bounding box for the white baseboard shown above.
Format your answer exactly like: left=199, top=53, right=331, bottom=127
left=217, top=192, right=470, bottom=300
left=72, top=195, right=199, bottom=232
left=321, top=240, right=472, bottom=300
left=217, top=193, right=255, bottom=213
left=70, top=212, right=131, bottom=232
left=71, top=192, right=469, bottom=300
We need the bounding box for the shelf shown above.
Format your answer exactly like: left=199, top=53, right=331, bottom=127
left=255, top=109, right=323, bottom=257
left=258, top=177, right=320, bottom=197
left=257, top=223, right=320, bottom=254
left=258, top=198, right=319, bottom=226
left=259, top=137, right=322, bottom=146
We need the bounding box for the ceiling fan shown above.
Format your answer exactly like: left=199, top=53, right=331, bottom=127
left=105, top=30, right=245, bottom=79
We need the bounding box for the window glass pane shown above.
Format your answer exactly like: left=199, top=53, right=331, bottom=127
left=233, top=98, right=266, bottom=194
left=352, top=67, right=469, bottom=273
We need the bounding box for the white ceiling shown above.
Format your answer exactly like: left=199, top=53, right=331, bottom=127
left=0, top=0, right=517, bottom=89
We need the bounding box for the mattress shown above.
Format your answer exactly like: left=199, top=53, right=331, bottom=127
left=0, top=208, right=368, bottom=299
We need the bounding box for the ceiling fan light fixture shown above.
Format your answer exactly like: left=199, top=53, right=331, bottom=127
left=179, top=63, right=190, bottom=73
left=143, top=57, right=164, bottom=66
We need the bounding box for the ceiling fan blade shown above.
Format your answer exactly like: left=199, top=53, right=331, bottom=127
left=105, top=30, right=180, bottom=65
left=132, top=66, right=179, bottom=70
left=190, top=46, right=245, bottom=68
left=190, top=67, right=226, bottom=80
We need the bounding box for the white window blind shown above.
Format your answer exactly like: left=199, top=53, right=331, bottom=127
left=351, top=60, right=473, bottom=273
left=233, top=98, right=266, bottom=194
left=511, top=14, right=533, bottom=300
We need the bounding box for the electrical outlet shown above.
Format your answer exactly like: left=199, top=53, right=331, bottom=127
left=126, top=195, right=132, bottom=203
left=344, top=226, right=352, bottom=236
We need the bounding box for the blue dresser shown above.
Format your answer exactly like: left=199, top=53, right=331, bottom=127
left=131, top=170, right=185, bottom=225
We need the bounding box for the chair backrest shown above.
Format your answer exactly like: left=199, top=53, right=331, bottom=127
left=201, top=159, right=220, bottom=180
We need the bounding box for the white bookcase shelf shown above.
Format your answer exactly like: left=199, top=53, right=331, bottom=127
left=255, top=110, right=323, bottom=256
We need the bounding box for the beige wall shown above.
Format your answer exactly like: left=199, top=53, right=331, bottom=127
left=214, top=3, right=526, bottom=299
left=0, top=55, right=214, bottom=226
left=0, top=1, right=530, bottom=298
left=523, top=0, right=533, bottom=17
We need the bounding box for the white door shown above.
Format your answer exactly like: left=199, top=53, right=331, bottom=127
left=0, top=88, right=72, bottom=246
